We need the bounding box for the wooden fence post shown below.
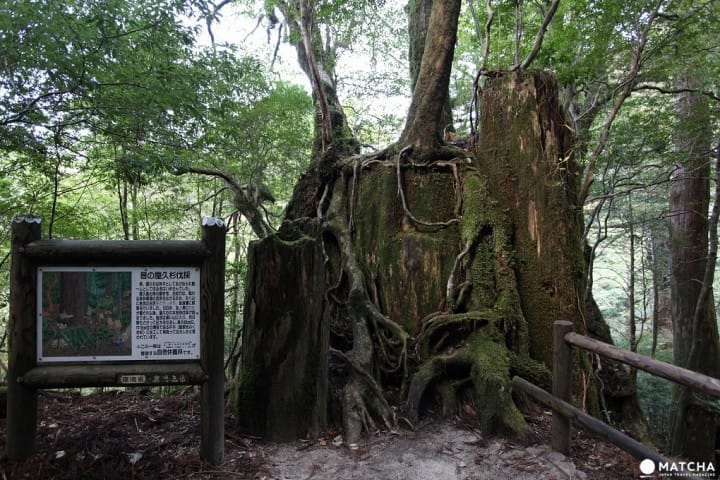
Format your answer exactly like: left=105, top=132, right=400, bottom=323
left=7, top=215, right=42, bottom=460
left=200, top=217, right=226, bottom=465
left=551, top=320, right=573, bottom=454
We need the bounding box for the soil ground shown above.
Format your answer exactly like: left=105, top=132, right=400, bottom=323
left=0, top=389, right=641, bottom=479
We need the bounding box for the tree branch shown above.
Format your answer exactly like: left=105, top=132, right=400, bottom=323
left=634, top=83, right=720, bottom=103
left=172, top=165, right=272, bottom=237
left=2, top=85, right=80, bottom=126
left=298, top=0, right=332, bottom=151
left=516, top=0, right=560, bottom=70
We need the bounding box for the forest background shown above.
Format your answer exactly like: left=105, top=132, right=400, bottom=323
left=1, top=0, right=719, bottom=460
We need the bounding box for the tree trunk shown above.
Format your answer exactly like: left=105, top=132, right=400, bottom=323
left=667, top=76, right=720, bottom=463
left=627, top=211, right=638, bottom=383
left=271, top=1, right=361, bottom=222
left=649, top=234, right=666, bottom=358
left=399, top=0, right=461, bottom=160
left=276, top=2, right=358, bottom=158
left=407, top=0, right=453, bottom=134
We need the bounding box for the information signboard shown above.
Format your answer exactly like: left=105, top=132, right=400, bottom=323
left=37, top=266, right=200, bottom=362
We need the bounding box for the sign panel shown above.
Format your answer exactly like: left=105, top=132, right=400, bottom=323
left=37, top=267, right=200, bottom=363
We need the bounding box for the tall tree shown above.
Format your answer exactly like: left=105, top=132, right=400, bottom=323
left=667, top=75, right=719, bottom=463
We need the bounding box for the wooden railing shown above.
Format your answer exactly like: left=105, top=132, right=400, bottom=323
left=512, top=320, right=720, bottom=466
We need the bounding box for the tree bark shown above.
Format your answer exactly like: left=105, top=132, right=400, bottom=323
left=234, top=222, right=329, bottom=440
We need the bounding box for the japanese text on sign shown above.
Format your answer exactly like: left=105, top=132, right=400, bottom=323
left=37, top=267, right=200, bottom=363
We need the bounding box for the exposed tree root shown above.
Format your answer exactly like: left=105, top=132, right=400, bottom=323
left=417, top=310, right=493, bottom=357
left=395, top=146, right=462, bottom=229
left=331, top=345, right=396, bottom=441
left=402, top=168, right=549, bottom=436
left=446, top=240, right=473, bottom=312
left=406, top=333, right=530, bottom=438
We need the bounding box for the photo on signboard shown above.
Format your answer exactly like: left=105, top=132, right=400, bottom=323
left=40, top=270, right=132, bottom=358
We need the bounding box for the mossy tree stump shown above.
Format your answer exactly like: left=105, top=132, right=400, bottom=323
left=234, top=219, right=329, bottom=441
left=234, top=70, right=589, bottom=442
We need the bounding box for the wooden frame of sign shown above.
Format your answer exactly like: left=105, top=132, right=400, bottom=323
left=7, top=215, right=226, bottom=464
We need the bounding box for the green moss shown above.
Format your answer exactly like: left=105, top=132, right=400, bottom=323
left=459, top=172, right=530, bottom=355
left=460, top=174, right=493, bottom=244
left=509, top=352, right=551, bottom=390
left=467, top=334, right=530, bottom=437
left=417, top=310, right=501, bottom=357
left=412, top=325, right=531, bottom=436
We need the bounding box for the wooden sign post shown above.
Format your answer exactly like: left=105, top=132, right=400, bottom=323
left=6, top=215, right=226, bottom=464
left=7, top=215, right=41, bottom=461
left=200, top=217, right=226, bottom=464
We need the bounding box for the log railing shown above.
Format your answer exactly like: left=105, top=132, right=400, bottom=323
left=513, top=320, right=720, bottom=466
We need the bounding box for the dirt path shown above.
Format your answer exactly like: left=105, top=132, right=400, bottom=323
left=257, top=421, right=587, bottom=480
left=0, top=390, right=638, bottom=479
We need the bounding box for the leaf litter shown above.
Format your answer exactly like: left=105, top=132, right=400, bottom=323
left=0, top=389, right=639, bottom=479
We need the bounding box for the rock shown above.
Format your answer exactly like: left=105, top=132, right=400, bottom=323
left=554, top=460, right=577, bottom=478
left=546, top=450, right=567, bottom=463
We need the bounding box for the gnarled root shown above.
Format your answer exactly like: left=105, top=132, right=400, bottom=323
left=324, top=181, right=403, bottom=443
left=416, top=310, right=493, bottom=357
left=407, top=332, right=531, bottom=438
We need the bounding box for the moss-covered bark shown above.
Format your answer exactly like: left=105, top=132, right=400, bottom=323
left=476, top=71, right=585, bottom=368
left=352, top=165, right=459, bottom=332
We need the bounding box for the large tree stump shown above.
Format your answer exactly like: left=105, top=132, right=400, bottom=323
left=235, top=220, right=329, bottom=440
left=235, top=70, right=592, bottom=440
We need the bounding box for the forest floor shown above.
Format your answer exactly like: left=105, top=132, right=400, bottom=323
left=0, top=389, right=642, bottom=479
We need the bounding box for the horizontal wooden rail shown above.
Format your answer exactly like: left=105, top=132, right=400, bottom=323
left=520, top=320, right=720, bottom=477
left=564, top=332, right=720, bottom=399
left=22, top=240, right=209, bottom=264
left=20, top=363, right=207, bottom=388
left=512, top=376, right=668, bottom=464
